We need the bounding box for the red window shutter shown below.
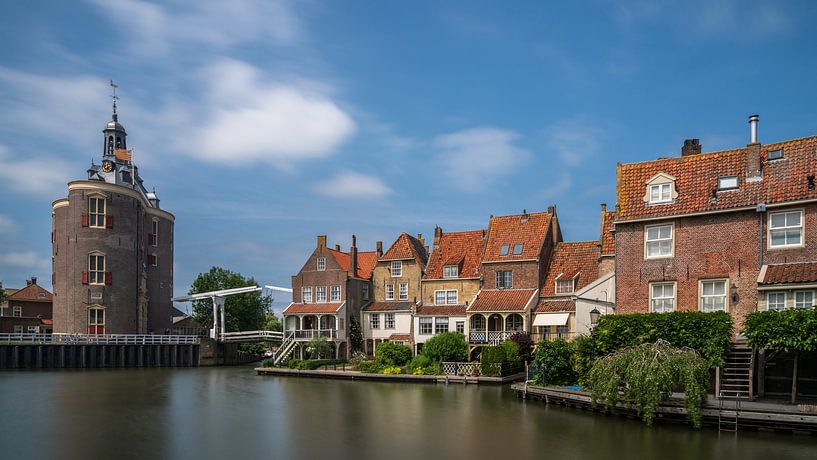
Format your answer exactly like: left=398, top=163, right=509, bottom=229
left=106, top=215, right=113, bottom=229
left=81, top=213, right=89, bottom=227
left=105, top=272, right=112, bottom=285
left=81, top=271, right=89, bottom=285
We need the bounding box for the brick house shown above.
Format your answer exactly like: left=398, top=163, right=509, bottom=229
left=0, top=278, right=53, bottom=334
left=414, top=227, right=486, bottom=353
left=466, top=208, right=560, bottom=358
left=363, top=233, right=428, bottom=355
left=614, top=115, right=817, bottom=329
left=284, top=235, right=377, bottom=359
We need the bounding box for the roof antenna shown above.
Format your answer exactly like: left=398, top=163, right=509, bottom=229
left=109, top=80, right=119, bottom=121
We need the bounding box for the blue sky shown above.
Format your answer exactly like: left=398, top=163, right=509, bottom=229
left=1, top=0, right=816, bottom=311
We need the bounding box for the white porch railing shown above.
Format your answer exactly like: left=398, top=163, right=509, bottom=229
left=291, top=329, right=338, bottom=340
left=469, top=330, right=517, bottom=344
left=0, top=333, right=199, bottom=345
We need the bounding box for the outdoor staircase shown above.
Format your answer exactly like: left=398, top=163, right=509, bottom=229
left=718, top=340, right=753, bottom=399
left=272, top=332, right=296, bottom=366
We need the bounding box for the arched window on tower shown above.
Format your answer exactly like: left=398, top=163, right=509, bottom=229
left=107, top=136, right=114, bottom=155
left=115, top=137, right=122, bottom=149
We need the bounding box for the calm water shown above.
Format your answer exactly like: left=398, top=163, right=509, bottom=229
left=0, top=366, right=814, bottom=460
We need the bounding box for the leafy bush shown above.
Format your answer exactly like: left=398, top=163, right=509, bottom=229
left=509, top=332, right=534, bottom=361
left=586, top=340, right=709, bottom=428
left=286, top=359, right=345, bottom=370
left=349, top=351, right=368, bottom=366
left=422, top=332, right=468, bottom=363
left=594, top=311, right=732, bottom=367
left=407, top=354, right=431, bottom=372
left=382, top=366, right=403, bottom=374
left=744, top=308, right=817, bottom=352
left=356, top=360, right=385, bottom=373
left=261, top=359, right=273, bottom=367
left=533, top=339, right=577, bottom=385
left=376, top=341, right=413, bottom=366
left=305, top=336, right=333, bottom=359
left=480, top=341, right=521, bottom=376
left=570, top=335, right=598, bottom=382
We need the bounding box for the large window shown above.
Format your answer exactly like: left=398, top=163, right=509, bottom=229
left=649, top=183, right=671, bottom=204
left=435, top=290, right=458, bottom=305
left=419, top=317, right=432, bottom=335
left=386, top=284, right=395, bottom=300
left=767, top=292, right=786, bottom=311
left=456, top=321, right=465, bottom=334
left=12, top=306, right=22, bottom=317
left=330, top=285, right=341, bottom=301
left=317, top=257, right=326, bottom=271
left=795, top=291, right=814, bottom=309
left=390, top=261, right=402, bottom=277
left=496, top=270, right=513, bottom=289
left=645, top=224, right=673, bottom=258
left=88, top=307, right=105, bottom=335
left=88, top=253, right=105, bottom=285
left=435, top=317, right=449, bottom=334
left=443, top=265, right=458, bottom=278
left=385, top=313, right=395, bottom=329
left=370, top=313, right=380, bottom=329
left=399, top=282, right=408, bottom=300
left=700, top=280, right=727, bottom=312
left=302, top=287, right=312, bottom=303
left=89, top=197, right=106, bottom=228
left=650, top=282, right=675, bottom=313
left=505, top=313, right=523, bottom=331
left=555, top=279, right=574, bottom=294
left=769, top=210, right=803, bottom=248
left=316, top=286, right=327, bottom=303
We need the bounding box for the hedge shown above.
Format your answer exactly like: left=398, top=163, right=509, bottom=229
left=287, top=359, right=346, bottom=370
left=533, top=339, right=576, bottom=385
left=421, top=332, right=468, bottom=363
left=594, top=311, right=732, bottom=367
left=743, top=308, right=817, bottom=351
left=375, top=341, right=413, bottom=366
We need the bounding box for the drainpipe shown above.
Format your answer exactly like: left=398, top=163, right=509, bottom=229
left=757, top=203, right=766, bottom=268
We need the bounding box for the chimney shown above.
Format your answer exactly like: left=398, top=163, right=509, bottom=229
left=433, top=226, right=443, bottom=247
left=417, top=233, right=424, bottom=248
left=26, top=278, right=32, bottom=286
left=350, top=235, right=358, bottom=277
left=746, top=115, right=762, bottom=180
left=376, top=241, right=383, bottom=257
left=681, top=138, right=701, bottom=156
left=521, top=209, right=529, bottom=222
left=30, top=276, right=37, bottom=285
left=335, top=244, right=341, bottom=251
left=547, top=205, right=556, bottom=215
left=317, top=235, right=327, bottom=249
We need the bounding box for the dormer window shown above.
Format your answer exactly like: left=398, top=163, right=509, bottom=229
left=644, top=173, right=677, bottom=205
left=499, top=244, right=510, bottom=256
left=556, top=279, right=574, bottom=294
left=512, top=243, right=523, bottom=255
left=768, top=148, right=783, bottom=160
left=649, top=183, right=671, bottom=203
left=317, top=257, right=326, bottom=271
left=443, top=265, right=458, bottom=278
left=718, top=176, right=738, bottom=190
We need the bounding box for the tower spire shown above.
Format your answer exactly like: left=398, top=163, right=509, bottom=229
left=110, top=80, right=119, bottom=121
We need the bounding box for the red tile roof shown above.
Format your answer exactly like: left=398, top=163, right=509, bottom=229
left=328, top=248, right=378, bottom=280
left=7, top=283, right=53, bottom=302
left=467, top=289, right=537, bottom=312
left=600, top=210, right=616, bottom=255
left=534, top=298, right=576, bottom=313
left=381, top=233, right=428, bottom=266
left=41, top=319, right=53, bottom=325
left=760, top=262, right=817, bottom=285
left=482, top=211, right=552, bottom=262
left=616, top=136, right=817, bottom=221
left=424, top=229, right=485, bottom=279
left=540, top=241, right=600, bottom=297
left=363, top=301, right=414, bottom=312
left=415, top=305, right=467, bottom=316
left=283, top=302, right=344, bottom=315
left=388, top=333, right=412, bottom=342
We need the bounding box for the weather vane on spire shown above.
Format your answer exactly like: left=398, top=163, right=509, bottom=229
left=110, top=80, right=119, bottom=120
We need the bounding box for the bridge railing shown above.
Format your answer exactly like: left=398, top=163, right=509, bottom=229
left=0, top=333, right=199, bottom=345
left=220, top=330, right=283, bottom=342
left=292, top=329, right=337, bottom=340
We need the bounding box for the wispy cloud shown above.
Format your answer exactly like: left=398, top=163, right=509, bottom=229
left=0, top=145, right=73, bottom=197
left=312, top=171, right=393, bottom=200
left=0, top=251, right=50, bottom=270
left=434, top=127, right=531, bottom=192
left=0, top=215, right=18, bottom=236
left=543, top=118, right=605, bottom=167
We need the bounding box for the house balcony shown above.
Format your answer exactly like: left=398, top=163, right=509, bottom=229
left=469, top=330, right=517, bottom=345
left=291, top=329, right=338, bottom=341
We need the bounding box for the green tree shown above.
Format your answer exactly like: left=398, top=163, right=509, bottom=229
left=190, top=267, right=270, bottom=332
left=348, top=317, right=363, bottom=352
left=264, top=311, right=283, bottom=332
left=533, top=339, right=576, bottom=385
left=375, top=341, right=413, bottom=366
left=422, top=332, right=468, bottom=362
left=306, top=336, right=333, bottom=359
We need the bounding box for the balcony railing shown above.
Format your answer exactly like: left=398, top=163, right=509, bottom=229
left=291, top=329, right=338, bottom=340
left=0, top=333, right=199, bottom=345
left=531, top=331, right=576, bottom=342
left=469, top=330, right=522, bottom=345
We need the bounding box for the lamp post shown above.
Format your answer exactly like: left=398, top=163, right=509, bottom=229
left=589, top=308, right=601, bottom=364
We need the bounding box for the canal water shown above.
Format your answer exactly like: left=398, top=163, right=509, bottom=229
left=1, top=366, right=814, bottom=460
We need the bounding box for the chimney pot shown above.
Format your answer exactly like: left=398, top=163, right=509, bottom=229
left=376, top=241, right=383, bottom=257
left=749, top=114, right=759, bottom=144
left=30, top=276, right=36, bottom=285
left=317, top=235, right=327, bottom=249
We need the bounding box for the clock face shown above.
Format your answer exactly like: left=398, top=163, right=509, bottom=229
left=101, top=161, right=113, bottom=173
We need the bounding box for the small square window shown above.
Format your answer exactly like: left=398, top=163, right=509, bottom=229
left=768, top=149, right=783, bottom=160
left=443, top=265, right=458, bottom=278
left=512, top=243, right=523, bottom=255
left=718, top=176, right=738, bottom=190
left=499, top=244, right=510, bottom=256
left=556, top=279, right=574, bottom=294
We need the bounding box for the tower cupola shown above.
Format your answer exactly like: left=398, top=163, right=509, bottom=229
left=102, top=81, right=127, bottom=158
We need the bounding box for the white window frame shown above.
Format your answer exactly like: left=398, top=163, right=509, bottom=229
left=555, top=278, right=574, bottom=294
left=399, top=282, right=408, bottom=301
left=370, top=313, right=380, bottom=329
left=768, top=210, right=804, bottom=249
left=434, top=291, right=446, bottom=305
left=150, top=253, right=158, bottom=267
left=766, top=291, right=786, bottom=311
left=648, top=183, right=672, bottom=204
left=645, top=223, right=674, bottom=259
left=446, top=290, right=458, bottom=305
left=151, top=219, right=159, bottom=246
left=12, top=306, right=22, bottom=317
left=385, top=284, right=395, bottom=301
left=330, top=285, right=341, bottom=301
left=88, top=197, right=106, bottom=228
left=385, top=313, right=395, bottom=329
left=88, top=252, right=106, bottom=285
left=455, top=321, right=465, bottom=334
left=496, top=270, right=513, bottom=289
left=13, top=325, right=23, bottom=333
left=443, top=265, right=458, bottom=278
left=317, top=257, right=326, bottom=271
left=699, top=279, right=728, bottom=312
left=419, top=317, right=432, bottom=335
left=302, top=287, right=312, bottom=303
left=316, top=286, right=327, bottom=303
left=718, top=176, right=738, bottom=190
left=390, top=261, right=402, bottom=277
left=435, top=317, right=449, bottom=334
left=794, top=290, right=814, bottom=309
left=650, top=282, right=676, bottom=313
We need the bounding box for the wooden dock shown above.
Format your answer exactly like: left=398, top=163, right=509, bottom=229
left=255, top=366, right=525, bottom=385
left=512, top=383, right=817, bottom=435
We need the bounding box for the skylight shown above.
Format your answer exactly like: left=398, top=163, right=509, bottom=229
left=512, top=243, right=523, bottom=255
left=718, top=176, right=738, bottom=190
left=499, top=244, right=509, bottom=256
left=768, top=149, right=783, bottom=160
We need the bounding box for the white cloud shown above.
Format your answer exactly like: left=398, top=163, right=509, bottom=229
left=543, top=119, right=604, bottom=167
left=0, top=215, right=18, bottom=236
left=0, top=145, right=73, bottom=197
left=434, top=127, right=531, bottom=192
left=312, top=171, right=393, bottom=199
left=0, top=251, right=50, bottom=270
left=89, top=0, right=301, bottom=56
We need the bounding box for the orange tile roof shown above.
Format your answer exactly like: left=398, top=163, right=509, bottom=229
left=540, top=241, right=600, bottom=297
left=616, top=136, right=817, bottom=221
left=482, top=211, right=552, bottom=262
left=416, top=305, right=467, bottom=316
left=760, top=262, right=817, bottom=285
left=388, top=333, right=412, bottom=341
left=380, top=233, right=428, bottom=266
left=328, top=248, right=378, bottom=280
left=467, top=289, right=537, bottom=312
left=424, top=229, right=485, bottom=279
left=363, top=301, right=414, bottom=312
left=600, top=210, right=616, bottom=255
left=283, top=302, right=344, bottom=315
left=534, top=298, right=576, bottom=313
left=7, top=283, right=53, bottom=302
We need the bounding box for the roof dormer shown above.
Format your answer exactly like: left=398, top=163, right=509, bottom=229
left=644, top=173, right=678, bottom=205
